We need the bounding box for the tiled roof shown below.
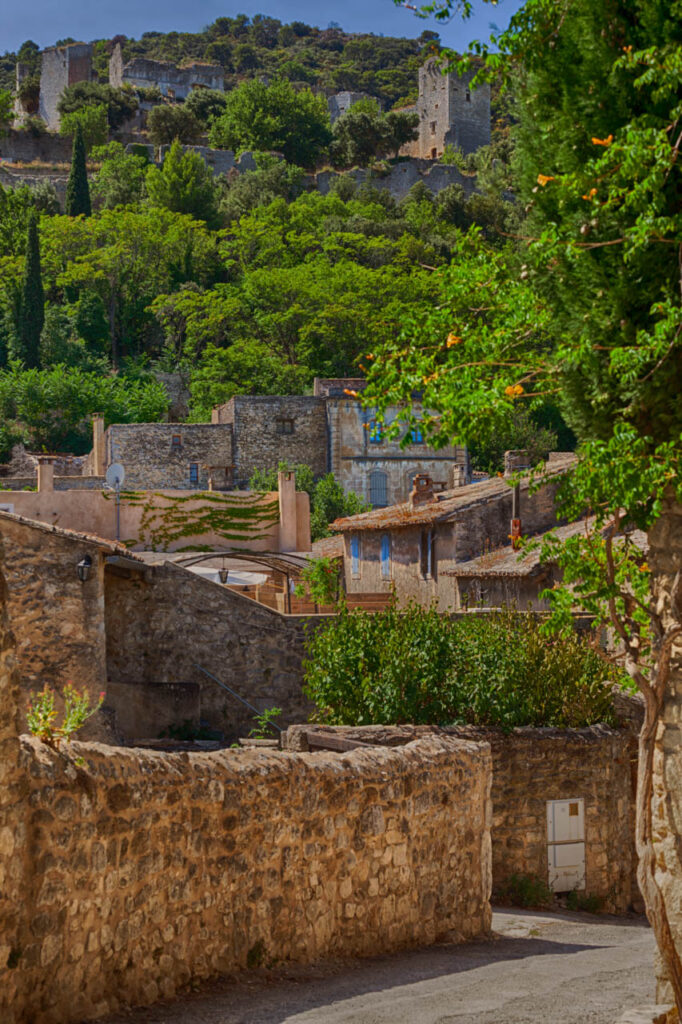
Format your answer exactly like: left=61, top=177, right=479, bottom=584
left=0, top=508, right=144, bottom=559
left=442, top=518, right=647, bottom=578
left=332, top=454, right=576, bottom=533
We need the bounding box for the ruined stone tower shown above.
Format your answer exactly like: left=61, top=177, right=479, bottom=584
left=38, top=42, right=93, bottom=130
left=405, top=58, right=491, bottom=159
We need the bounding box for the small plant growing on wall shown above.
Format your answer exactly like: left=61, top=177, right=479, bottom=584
left=248, top=706, right=282, bottom=739
left=26, top=683, right=104, bottom=749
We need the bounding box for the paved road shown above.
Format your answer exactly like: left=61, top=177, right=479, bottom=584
left=103, top=909, right=655, bottom=1024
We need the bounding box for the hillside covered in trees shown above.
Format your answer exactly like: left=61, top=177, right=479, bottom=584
left=1, top=15, right=441, bottom=109
left=0, top=14, right=560, bottom=470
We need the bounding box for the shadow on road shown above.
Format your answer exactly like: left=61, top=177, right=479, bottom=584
left=101, top=910, right=648, bottom=1024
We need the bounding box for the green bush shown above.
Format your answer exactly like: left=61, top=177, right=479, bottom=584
left=565, top=889, right=604, bottom=914
left=303, top=606, right=621, bottom=729
left=494, top=873, right=554, bottom=909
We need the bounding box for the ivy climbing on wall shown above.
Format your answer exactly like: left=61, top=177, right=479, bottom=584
left=110, top=490, right=280, bottom=550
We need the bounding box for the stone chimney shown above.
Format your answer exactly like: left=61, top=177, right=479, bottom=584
left=278, top=471, right=298, bottom=552
left=37, top=458, right=54, bottom=493
left=504, top=450, right=532, bottom=477
left=409, top=474, right=437, bottom=508
left=451, top=464, right=467, bottom=488
left=92, top=414, right=105, bottom=476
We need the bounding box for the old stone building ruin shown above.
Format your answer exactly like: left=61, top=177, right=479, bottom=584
left=109, top=42, right=224, bottom=99
left=327, top=91, right=377, bottom=123
left=400, top=58, right=491, bottom=159
left=14, top=41, right=94, bottom=130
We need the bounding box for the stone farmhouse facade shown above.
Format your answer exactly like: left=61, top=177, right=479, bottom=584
left=87, top=380, right=470, bottom=508
left=332, top=454, right=576, bottom=611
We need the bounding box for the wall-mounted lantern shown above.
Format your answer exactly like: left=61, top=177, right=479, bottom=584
left=218, top=568, right=229, bottom=585
left=77, top=555, right=92, bottom=583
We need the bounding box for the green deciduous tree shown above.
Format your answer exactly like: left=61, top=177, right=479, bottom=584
left=91, top=142, right=148, bottom=208
left=377, top=0, right=682, bottom=1004
left=0, top=362, right=168, bottom=452
left=183, top=87, right=227, bottom=128
left=146, top=139, right=218, bottom=226
left=16, top=210, right=44, bottom=368
left=331, top=101, right=419, bottom=168
left=208, top=78, right=332, bottom=167
left=0, top=89, right=12, bottom=132
left=65, top=121, right=92, bottom=218
left=146, top=104, right=202, bottom=147
left=59, top=104, right=108, bottom=152
left=42, top=206, right=219, bottom=365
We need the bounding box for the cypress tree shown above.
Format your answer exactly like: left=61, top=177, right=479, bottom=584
left=17, top=210, right=44, bottom=368
left=65, top=120, right=91, bottom=217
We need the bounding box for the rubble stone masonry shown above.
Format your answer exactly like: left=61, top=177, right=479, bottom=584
left=0, top=687, right=491, bottom=1022
left=289, top=724, right=637, bottom=913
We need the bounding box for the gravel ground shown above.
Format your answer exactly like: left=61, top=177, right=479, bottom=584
left=101, top=908, right=655, bottom=1024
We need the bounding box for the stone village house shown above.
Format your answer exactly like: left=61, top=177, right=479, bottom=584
left=331, top=453, right=576, bottom=611
left=82, top=379, right=471, bottom=508
left=444, top=517, right=648, bottom=611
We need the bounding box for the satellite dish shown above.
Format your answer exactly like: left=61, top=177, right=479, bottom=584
left=105, top=463, right=125, bottom=489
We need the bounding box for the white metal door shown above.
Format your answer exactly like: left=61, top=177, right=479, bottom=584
left=546, top=799, right=586, bottom=892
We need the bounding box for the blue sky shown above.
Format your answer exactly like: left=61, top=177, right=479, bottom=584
left=1, top=1, right=523, bottom=55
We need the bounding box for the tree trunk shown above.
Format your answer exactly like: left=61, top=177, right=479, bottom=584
left=645, top=493, right=682, bottom=1007
left=0, top=537, right=26, bottom=1023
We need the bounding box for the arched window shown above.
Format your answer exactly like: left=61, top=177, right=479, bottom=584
left=369, top=470, right=388, bottom=507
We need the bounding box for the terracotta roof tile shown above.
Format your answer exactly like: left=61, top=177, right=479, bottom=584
left=332, top=454, right=577, bottom=533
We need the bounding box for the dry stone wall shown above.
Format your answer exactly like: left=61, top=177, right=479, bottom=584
left=463, top=725, right=635, bottom=913
left=288, top=723, right=637, bottom=913
left=0, top=724, right=491, bottom=1023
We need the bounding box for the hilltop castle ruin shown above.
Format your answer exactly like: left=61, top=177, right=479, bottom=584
left=108, top=43, right=224, bottom=100
left=399, top=59, right=490, bottom=158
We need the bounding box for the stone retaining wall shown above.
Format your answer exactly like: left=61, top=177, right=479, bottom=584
left=286, top=723, right=637, bottom=913
left=0, top=724, right=491, bottom=1022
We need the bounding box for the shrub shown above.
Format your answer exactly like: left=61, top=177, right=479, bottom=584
left=295, top=556, right=341, bottom=606
left=494, top=873, right=554, bottom=908
left=303, top=606, right=621, bottom=729
left=565, top=889, right=604, bottom=913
